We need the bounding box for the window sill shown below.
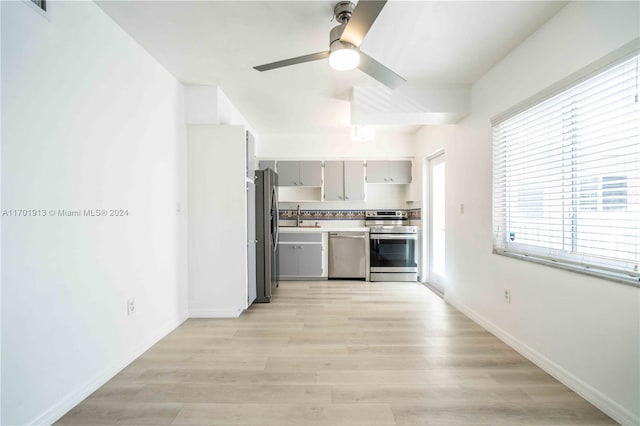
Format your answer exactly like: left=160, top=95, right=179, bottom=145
left=493, top=249, right=640, bottom=288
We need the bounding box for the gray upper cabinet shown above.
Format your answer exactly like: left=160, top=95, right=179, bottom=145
left=365, top=161, right=388, bottom=183
left=366, top=160, right=412, bottom=184
left=344, top=161, right=365, bottom=200
left=277, top=161, right=322, bottom=187
left=387, top=160, right=412, bottom=183
left=277, top=161, right=300, bottom=186
left=324, top=161, right=344, bottom=201
left=299, top=161, right=322, bottom=186
left=324, top=161, right=365, bottom=201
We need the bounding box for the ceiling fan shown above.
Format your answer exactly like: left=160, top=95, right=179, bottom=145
left=253, top=0, right=406, bottom=89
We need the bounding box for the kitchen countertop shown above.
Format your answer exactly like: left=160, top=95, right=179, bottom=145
left=279, top=226, right=368, bottom=233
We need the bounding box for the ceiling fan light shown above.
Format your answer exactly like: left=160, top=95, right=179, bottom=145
left=329, top=48, right=360, bottom=71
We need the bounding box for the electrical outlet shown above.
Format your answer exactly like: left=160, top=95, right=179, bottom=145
left=127, top=298, right=136, bottom=315
left=504, top=289, right=511, bottom=304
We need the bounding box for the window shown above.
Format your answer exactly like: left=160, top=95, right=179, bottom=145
left=578, top=176, right=628, bottom=212
left=492, top=50, right=640, bottom=286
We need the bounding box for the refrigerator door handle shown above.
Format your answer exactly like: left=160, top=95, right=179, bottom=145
left=272, top=186, right=280, bottom=246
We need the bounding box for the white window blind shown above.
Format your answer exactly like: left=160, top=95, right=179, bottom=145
left=493, top=52, right=640, bottom=286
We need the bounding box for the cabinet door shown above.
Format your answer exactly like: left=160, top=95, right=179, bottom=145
left=388, top=160, right=412, bottom=184
left=277, top=243, right=298, bottom=276
left=366, top=161, right=388, bottom=183
left=299, top=161, right=322, bottom=186
left=258, top=160, right=276, bottom=171
left=297, top=244, right=323, bottom=276
left=277, top=161, right=300, bottom=186
left=324, top=161, right=344, bottom=201
left=344, top=160, right=365, bottom=201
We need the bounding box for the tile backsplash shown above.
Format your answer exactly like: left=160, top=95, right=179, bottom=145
left=280, top=209, right=365, bottom=221
left=407, top=208, right=421, bottom=220
left=279, top=208, right=421, bottom=221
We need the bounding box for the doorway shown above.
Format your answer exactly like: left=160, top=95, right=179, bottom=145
left=428, top=153, right=445, bottom=293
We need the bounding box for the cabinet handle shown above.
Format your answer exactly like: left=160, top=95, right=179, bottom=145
left=345, top=196, right=349, bottom=200
left=384, top=178, right=388, bottom=182
left=390, top=177, right=394, bottom=182
left=338, top=195, right=342, bottom=199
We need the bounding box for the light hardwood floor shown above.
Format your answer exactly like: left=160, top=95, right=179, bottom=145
left=56, top=281, right=616, bottom=425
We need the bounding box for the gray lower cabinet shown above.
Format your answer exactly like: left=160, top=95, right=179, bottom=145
left=366, top=160, right=412, bottom=184
left=297, top=244, right=323, bottom=276
left=277, top=161, right=322, bottom=187
left=278, top=244, right=299, bottom=276
left=278, top=233, right=324, bottom=279
left=324, top=161, right=365, bottom=201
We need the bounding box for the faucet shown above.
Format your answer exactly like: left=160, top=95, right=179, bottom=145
left=296, top=204, right=301, bottom=227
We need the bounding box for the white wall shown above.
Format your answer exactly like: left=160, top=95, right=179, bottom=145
left=185, top=85, right=219, bottom=124
left=0, top=2, right=3, bottom=422
left=187, top=125, right=248, bottom=317
left=412, top=2, right=639, bottom=424
left=258, top=128, right=415, bottom=159
left=1, top=2, right=188, bottom=424
left=185, top=85, right=257, bottom=136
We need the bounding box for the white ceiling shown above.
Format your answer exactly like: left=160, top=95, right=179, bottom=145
left=97, top=1, right=567, bottom=136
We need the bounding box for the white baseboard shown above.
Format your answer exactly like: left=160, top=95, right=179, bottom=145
left=30, top=314, right=188, bottom=426
left=446, top=296, right=638, bottom=426
left=189, top=308, right=242, bottom=318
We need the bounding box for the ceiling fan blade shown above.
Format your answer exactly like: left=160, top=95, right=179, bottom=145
left=358, top=52, right=406, bottom=89
left=339, top=0, right=387, bottom=47
left=254, top=51, right=330, bottom=72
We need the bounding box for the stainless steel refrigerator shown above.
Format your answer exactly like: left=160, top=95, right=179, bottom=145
left=254, top=169, right=279, bottom=303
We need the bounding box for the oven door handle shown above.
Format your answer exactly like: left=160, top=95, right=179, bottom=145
left=370, top=234, right=417, bottom=240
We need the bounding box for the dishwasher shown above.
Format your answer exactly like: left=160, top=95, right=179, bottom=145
left=328, top=232, right=368, bottom=280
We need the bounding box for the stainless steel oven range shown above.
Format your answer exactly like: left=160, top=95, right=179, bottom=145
left=366, top=211, right=418, bottom=282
